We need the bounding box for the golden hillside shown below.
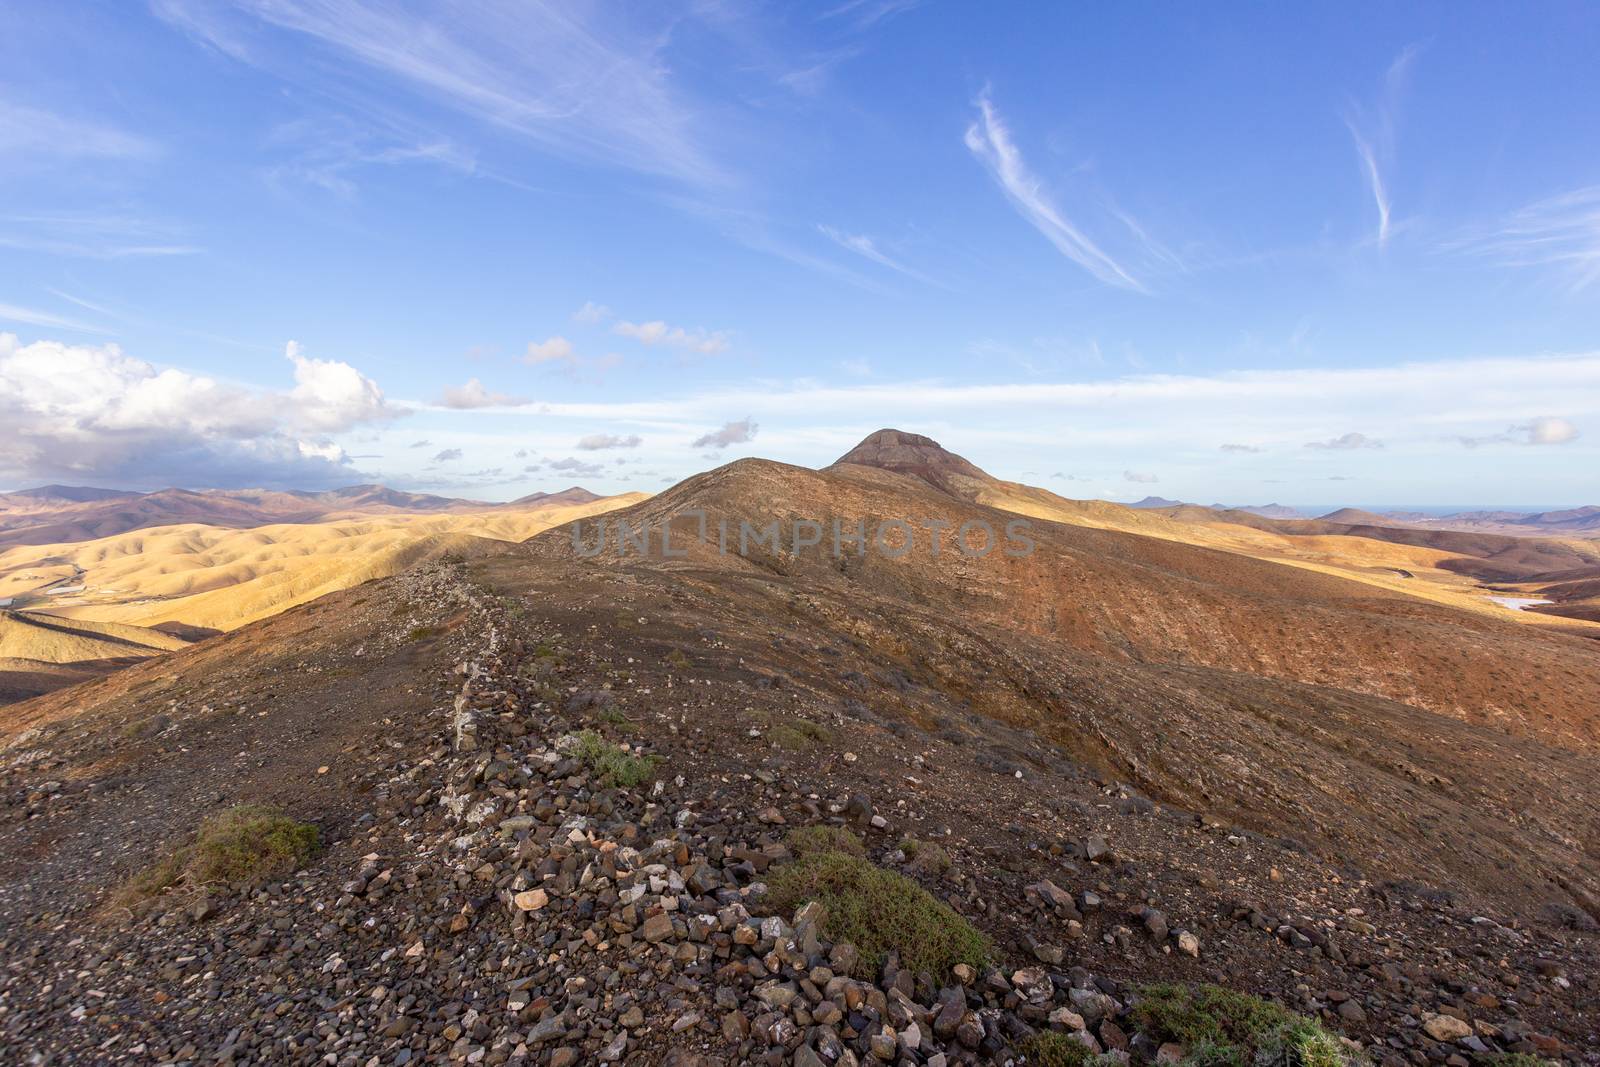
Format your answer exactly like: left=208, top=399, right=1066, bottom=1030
left=970, top=480, right=1600, bottom=628
left=0, top=494, right=645, bottom=634
left=0, top=610, right=189, bottom=665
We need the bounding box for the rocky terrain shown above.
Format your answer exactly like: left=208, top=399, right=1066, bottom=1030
left=0, top=433, right=1597, bottom=1064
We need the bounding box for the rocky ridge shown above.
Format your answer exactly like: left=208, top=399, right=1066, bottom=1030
left=2, top=557, right=1594, bottom=1064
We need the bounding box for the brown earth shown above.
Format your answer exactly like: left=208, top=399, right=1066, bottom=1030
left=1, top=432, right=1597, bottom=1063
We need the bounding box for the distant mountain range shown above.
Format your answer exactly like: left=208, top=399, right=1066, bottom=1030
left=1123, top=496, right=1600, bottom=535
left=0, top=483, right=601, bottom=549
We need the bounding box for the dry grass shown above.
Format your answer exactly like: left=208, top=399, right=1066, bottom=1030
left=114, top=805, right=320, bottom=908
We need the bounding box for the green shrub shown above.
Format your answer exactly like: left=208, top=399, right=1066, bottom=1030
left=770, top=719, right=832, bottom=750
left=786, top=824, right=866, bottom=857
left=574, top=729, right=660, bottom=788
left=1022, top=1032, right=1095, bottom=1067
left=765, top=849, right=990, bottom=979
left=1021, top=1033, right=1128, bottom=1067
left=1130, top=984, right=1361, bottom=1067
left=899, top=836, right=952, bottom=875
left=117, top=805, right=320, bottom=903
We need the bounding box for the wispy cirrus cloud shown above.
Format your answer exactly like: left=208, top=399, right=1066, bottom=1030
left=0, top=212, right=202, bottom=259
left=152, top=0, right=725, bottom=186
left=1345, top=44, right=1420, bottom=249
left=816, top=225, right=941, bottom=286
left=820, top=0, right=923, bottom=30
left=1448, top=185, right=1600, bottom=293
left=963, top=90, right=1145, bottom=291
left=0, top=303, right=110, bottom=335
left=0, top=99, right=154, bottom=163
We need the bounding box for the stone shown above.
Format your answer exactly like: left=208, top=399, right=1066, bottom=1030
left=512, top=889, right=549, bottom=911
left=641, top=912, right=676, bottom=942
left=1422, top=1013, right=1473, bottom=1042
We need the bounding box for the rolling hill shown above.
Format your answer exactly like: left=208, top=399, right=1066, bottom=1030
left=1, top=431, right=1596, bottom=1063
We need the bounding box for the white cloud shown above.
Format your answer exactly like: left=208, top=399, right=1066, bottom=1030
left=1524, top=416, right=1579, bottom=445
left=285, top=341, right=399, bottom=431
left=548, top=457, right=605, bottom=478
left=1220, top=443, right=1265, bottom=453
left=1123, top=470, right=1159, bottom=483
left=613, top=319, right=730, bottom=355
left=692, top=418, right=758, bottom=449
left=525, top=336, right=576, bottom=365
left=438, top=377, right=527, bottom=409
left=0, top=334, right=397, bottom=488
left=432, top=448, right=463, bottom=462
left=964, top=90, right=1143, bottom=291
left=573, top=301, right=611, bottom=325
left=1460, top=416, right=1580, bottom=448
left=1305, top=432, right=1383, bottom=450
left=577, top=433, right=642, bottom=451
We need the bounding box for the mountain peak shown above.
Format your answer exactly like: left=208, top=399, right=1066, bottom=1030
left=830, top=429, right=992, bottom=494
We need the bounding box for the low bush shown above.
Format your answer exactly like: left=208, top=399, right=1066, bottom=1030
left=786, top=824, right=866, bottom=857
left=899, top=836, right=953, bottom=875
left=1129, top=984, right=1359, bottom=1067
left=764, top=848, right=989, bottom=979
left=573, top=729, right=660, bottom=788
left=116, top=805, right=320, bottom=905
left=1021, top=1033, right=1124, bottom=1067
left=770, top=718, right=832, bottom=750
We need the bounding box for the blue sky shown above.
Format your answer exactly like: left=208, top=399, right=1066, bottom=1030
left=2, top=1, right=1598, bottom=505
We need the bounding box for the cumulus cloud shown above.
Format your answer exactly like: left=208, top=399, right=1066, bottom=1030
left=431, top=448, right=463, bottom=462
left=1460, top=416, right=1580, bottom=448
left=1522, top=416, right=1580, bottom=445
left=1305, top=432, right=1383, bottom=450
left=573, top=301, right=610, bottom=325
left=692, top=418, right=758, bottom=449
left=285, top=341, right=399, bottom=432
left=576, top=433, right=642, bottom=451
left=548, top=457, right=605, bottom=477
left=0, top=333, right=397, bottom=488
left=1220, top=443, right=1265, bottom=453
left=613, top=319, right=729, bottom=355
left=1123, top=470, right=1159, bottom=483
left=437, top=377, right=527, bottom=409
left=525, top=336, right=575, bottom=365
